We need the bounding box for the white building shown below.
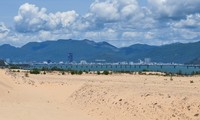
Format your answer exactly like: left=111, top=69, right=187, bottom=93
left=80, top=60, right=87, bottom=64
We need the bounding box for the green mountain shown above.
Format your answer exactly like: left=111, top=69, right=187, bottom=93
left=0, top=39, right=200, bottom=64
left=188, top=57, right=200, bottom=65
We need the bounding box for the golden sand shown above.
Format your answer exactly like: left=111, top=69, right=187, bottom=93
left=0, top=69, right=200, bottom=120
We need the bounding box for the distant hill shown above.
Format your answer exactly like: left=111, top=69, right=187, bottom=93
left=0, top=59, right=6, bottom=66
left=0, top=39, right=200, bottom=64
left=145, top=42, right=200, bottom=63
left=188, top=57, right=200, bottom=65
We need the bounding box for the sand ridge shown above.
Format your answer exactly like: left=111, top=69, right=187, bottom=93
left=0, top=69, right=94, bottom=120
left=0, top=69, right=200, bottom=120
left=68, top=75, right=200, bottom=120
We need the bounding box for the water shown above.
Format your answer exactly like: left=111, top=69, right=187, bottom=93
left=23, top=64, right=200, bottom=75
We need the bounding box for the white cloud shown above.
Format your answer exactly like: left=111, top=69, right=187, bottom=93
left=172, top=14, right=200, bottom=28
left=145, top=32, right=155, bottom=39
left=0, top=0, right=199, bottom=47
left=84, top=28, right=118, bottom=41
left=0, top=23, right=10, bottom=38
left=122, top=32, right=142, bottom=40
left=173, top=28, right=199, bottom=40
left=90, top=1, right=120, bottom=22
left=14, top=3, right=79, bottom=32
left=38, top=30, right=52, bottom=40
left=88, top=0, right=155, bottom=31
left=48, top=11, right=78, bottom=29
left=89, top=0, right=140, bottom=22
left=148, top=0, right=200, bottom=19
left=10, top=1, right=158, bottom=47
left=120, top=4, right=138, bottom=19
left=168, top=13, right=200, bottom=42
left=89, top=0, right=148, bottom=22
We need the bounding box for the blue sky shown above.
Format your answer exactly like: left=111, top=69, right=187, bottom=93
left=0, top=0, right=94, bottom=25
left=0, top=0, right=200, bottom=47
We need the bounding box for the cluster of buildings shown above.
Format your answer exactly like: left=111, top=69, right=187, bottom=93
left=1, top=52, right=181, bottom=66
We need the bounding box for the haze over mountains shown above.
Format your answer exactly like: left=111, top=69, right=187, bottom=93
left=0, top=39, right=200, bottom=64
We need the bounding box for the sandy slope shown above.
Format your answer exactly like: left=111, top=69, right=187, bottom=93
left=0, top=69, right=93, bottom=120
left=0, top=69, right=200, bottom=120
left=67, top=74, right=200, bottom=120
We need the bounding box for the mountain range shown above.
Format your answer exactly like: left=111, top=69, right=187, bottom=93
left=0, top=39, right=200, bottom=64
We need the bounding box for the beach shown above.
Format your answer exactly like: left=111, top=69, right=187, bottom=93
left=0, top=69, right=200, bottom=120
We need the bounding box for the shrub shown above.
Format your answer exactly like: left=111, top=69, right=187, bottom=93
left=70, top=70, right=83, bottom=75
left=78, top=71, right=83, bottom=75
left=41, top=67, right=49, bottom=71
left=138, top=71, right=146, bottom=75
left=103, top=70, right=109, bottom=75
left=97, top=71, right=101, bottom=75
left=30, top=69, right=40, bottom=74
left=51, top=67, right=64, bottom=71
left=71, top=71, right=75, bottom=75
left=62, top=71, right=65, bottom=75
left=25, top=72, right=29, bottom=77
left=138, top=71, right=142, bottom=75
left=10, top=65, right=20, bottom=69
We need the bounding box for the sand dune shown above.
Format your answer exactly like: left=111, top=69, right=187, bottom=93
left=0, top=69, right=14, bottom=98
left=68, top=75, right=200, bottom=120
left=0, top=69, right=200, bottom=120
left=0, top=69, right=94, bottom=120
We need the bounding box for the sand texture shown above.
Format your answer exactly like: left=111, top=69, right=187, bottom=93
left=0, top=69, right=200, bottom=120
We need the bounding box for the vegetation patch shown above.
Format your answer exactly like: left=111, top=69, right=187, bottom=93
left=30, top=69, right=40, bottom=74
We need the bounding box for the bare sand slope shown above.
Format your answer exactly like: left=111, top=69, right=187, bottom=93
left=0, top=69, right=94, bottom=120
left=67, top=74, right=200, bottom=120
left=0, top=69, right=14, bottom=98
left=0, top=69, right=200, bottom=120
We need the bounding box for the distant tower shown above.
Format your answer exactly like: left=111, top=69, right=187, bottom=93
left=68, top=53, right=73, bottom=63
